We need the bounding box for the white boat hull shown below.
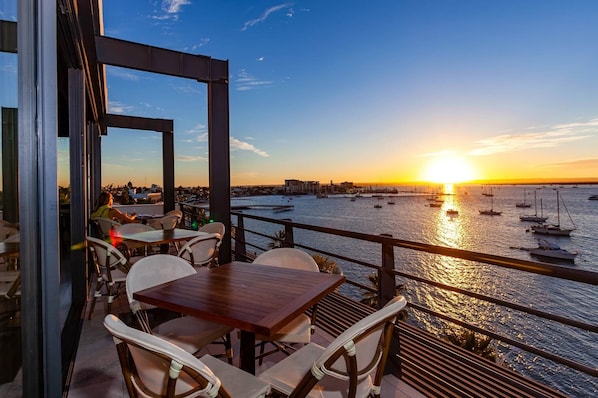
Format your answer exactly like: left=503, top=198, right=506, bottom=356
left=530, top=247, right=577, bottom=261
left=531, top=224, right=573, bottom=236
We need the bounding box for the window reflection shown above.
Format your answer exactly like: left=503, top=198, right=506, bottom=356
left=0, top=1, right=22, bottom=391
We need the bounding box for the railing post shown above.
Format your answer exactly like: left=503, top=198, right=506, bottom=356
left=283, top=219, right=295, bottom=248
left=379, top=233, right=396, bottom=308
left=234, top=212, right=247, bottom=260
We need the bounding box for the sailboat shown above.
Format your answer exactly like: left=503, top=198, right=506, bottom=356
left=515, top=188, right=532, bottom=208
left=519, top=190, right=548, bottom=222
left=531, top=190, right=575, bottom=236
left=479, top=187, right=502, bottom=215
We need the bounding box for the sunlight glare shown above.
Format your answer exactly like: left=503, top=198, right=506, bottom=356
left=422, top=155, right=476, bottom=184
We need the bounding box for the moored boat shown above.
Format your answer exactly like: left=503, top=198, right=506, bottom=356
left=530, top=239, right=577, bottom=261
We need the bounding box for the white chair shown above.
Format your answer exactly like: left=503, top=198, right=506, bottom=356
left=92, top=217, right=122, bottom=239
left=114, top=222, right=155, bottom=257
left=199, top=221, right=225, bottom=237
left=0, top=226, right=18, bottom=242
left=86, top=236, right=131, bottom=319
left=177, top=233, right=222, bottom=268
left=198, top=222, right=226, bottom=265
left=104, top=314, right=271, bottom=398
left=166, top=209, right=183, bottom=219
left=148, top=214, right=180, bottom=230
left=253, top=248, right=320, bottom=364
left=259, top=296, right=407, bottom=398
left=126, top=254, right=234, bottom=363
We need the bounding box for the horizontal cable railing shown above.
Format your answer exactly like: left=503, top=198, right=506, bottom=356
left=229, top=210, right=598, bottom=385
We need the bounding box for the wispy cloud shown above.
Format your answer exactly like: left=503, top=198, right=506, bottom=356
left=230, top=137, right=269, bottom=157
left=108, top=101, right=134, bottom=114
left=545, top=158, right=598, bottom=169
left=152, top=0, right=191, bottom=22
left=235, top=69, right=273, bottom=91
left=176, top=154, right=207, bottom=162
left=470, top=119, right=598, bottom=156
left=242, top=3, right=294, bottom=31
left=107, top=67, right=145, bottom=82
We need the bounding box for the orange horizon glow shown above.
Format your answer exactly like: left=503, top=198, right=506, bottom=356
left=420, top=154, right=479, bottom=184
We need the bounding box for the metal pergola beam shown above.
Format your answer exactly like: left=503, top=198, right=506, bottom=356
left=0, top=20, right=18, bottom=53
left=95, top=35, right=228, bottom=83
left=95, top=35, right=231, bottom=260
left=105, top=113, right=175, bottom=212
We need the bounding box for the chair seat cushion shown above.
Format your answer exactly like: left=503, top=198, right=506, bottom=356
left=154, top=316, right=233, bottom=354
left=255, top=313, right=311, bottom=344
left=201, top=354, right=271, bottom=397
left=258, top=342, right=373, bottom=398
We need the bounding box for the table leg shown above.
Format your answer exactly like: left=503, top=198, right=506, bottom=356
left=239, top=330, right=256, bottom=375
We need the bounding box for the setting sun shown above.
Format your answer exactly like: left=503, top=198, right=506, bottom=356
left=421, top=154, right=478, bottom=183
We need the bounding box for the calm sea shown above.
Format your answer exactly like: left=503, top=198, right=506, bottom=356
left=233, top=184, right=598, bottom=397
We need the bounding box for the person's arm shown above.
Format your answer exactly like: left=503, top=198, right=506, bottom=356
left=109, top=208, right=137, bottom=223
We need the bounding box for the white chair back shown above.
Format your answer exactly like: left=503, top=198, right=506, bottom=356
left=93, top=217, right=122, bottom=237
left=0, top=226, right=18, bottom=242
left=148, top=214, right=180, bottom=230
left=315, top=296, right=407, bottom=379
left=177, top=234, right=222, bottom=268
left=86, top=236, right=130, bottom=275
left=166, top=209, right=183, bottom=218
left=104, top=314, right=271, bottom=398
left=253, top=248, right=319, bottom=272
left=126, top=255, right=196, bottom=318
left=199, top=221, right=225, bottom=237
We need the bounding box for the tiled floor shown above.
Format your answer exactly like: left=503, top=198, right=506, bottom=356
left=66, top=291, right=423, bottom=397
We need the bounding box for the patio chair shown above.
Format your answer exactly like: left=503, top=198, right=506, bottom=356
left=104, top=314, right=271, bottom=398
left=86, top=236, right=131, bottom=319
left=199, top=221, right=225, bottom=237
left=258, top=295, right=407, bottom=398
left=177, top=233, right=222, bottom=268
left=114, top=222, right=156, bottom=258
left=92, top=217, right=122, bottom=239
left=0, top=271, right=21, bottom=326
left=148, top=214, right=180, bottom=230
left=253, top=248, right=320, bottom=365
left=126, top=254, right=234, bottom=363
left=166, top=209, right=183, bottom=219
left=198, top=222, right=225, bottom=266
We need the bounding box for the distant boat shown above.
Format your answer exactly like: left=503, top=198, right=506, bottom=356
left=428, top=202, right=442, bottom=208
left=374, top=204, right=383, bottom=208
left=531, top=190, right=576, bottom=236
left=479, top=187, right=502, bottom=215
left=446, top=209, right=459, bottom=216
left=515, top=188, right=532, bottom=208
left=589, top=195, right=598, bottom=200
left=520, top=191, right=548, bottom=223
left=529, top=239, right=577, bottom=262
left=387, top=200, right=396, bottom=205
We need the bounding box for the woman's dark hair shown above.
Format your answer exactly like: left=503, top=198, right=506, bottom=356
left=93, top=191, right=112, bottom=212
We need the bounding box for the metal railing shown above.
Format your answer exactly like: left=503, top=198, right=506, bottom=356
left=229, top=210, right=598, bottom=385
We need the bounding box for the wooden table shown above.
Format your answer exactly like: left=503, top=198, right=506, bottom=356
left=133, top=261, right=345, bottom=374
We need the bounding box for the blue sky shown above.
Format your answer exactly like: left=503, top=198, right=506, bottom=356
left=42, top=2, right=598, bottom=185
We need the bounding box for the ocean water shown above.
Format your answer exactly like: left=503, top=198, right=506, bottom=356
left=233, top=184, right=598, bottom=397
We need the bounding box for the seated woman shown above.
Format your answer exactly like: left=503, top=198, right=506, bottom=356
left=91, top=191, right=137, bottom=223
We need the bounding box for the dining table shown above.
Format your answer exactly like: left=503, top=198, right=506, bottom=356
left=117, top=228, right=214, bottom=254
left=133, top=261, right=345, bottom=374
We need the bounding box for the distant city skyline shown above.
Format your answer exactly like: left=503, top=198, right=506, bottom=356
left=47, top=1, right=598, bottom=187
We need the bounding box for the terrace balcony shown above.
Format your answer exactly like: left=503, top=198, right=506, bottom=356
left=59, top=205, right=596, bottom=397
